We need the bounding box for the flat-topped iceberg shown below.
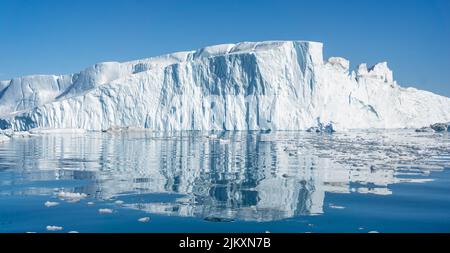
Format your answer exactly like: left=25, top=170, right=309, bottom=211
left=0, top=40, right=449, bottom=131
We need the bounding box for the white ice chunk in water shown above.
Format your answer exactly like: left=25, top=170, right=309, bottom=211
left=46, top=225, right=63, bottom=231
left=98, top=208, right=113, bottom=214
left=57, top=191, right=87, bottom=200
left=44, top=201, right=60, bottom=207
left=138, top=217, right=151, bottom=223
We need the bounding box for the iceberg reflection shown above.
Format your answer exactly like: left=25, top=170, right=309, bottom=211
left=0, top=130, right=448, bottom=221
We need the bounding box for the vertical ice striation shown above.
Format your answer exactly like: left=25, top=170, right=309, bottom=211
left=0, top=40, right=449, bottom=131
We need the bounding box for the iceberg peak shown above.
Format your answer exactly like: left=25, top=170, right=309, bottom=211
left=356, top=61, right=394, bottom=83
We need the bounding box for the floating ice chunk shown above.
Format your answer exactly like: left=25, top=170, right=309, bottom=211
left=368, top=231, right=379, bottom=233
left=430, top=122, right=450, bottom=132
left=307, top=121, right=336, bottom=133
left=329, top=204, right=345, bottom=209
left=138, top=217, right=151, bottom=223
left=415, top=127, right=434, bottom=133
left=57, top=191, right=87, bottom=200
left=87, top=201, right=95, bottom=205
left=204, top=217, right=234, bottom=222
left=114, top=200, right=124, bottom=205
left=98, top=208, right=113, bottom=214
left=44, top=201, right=60, bottom=207
left=46, top=225, right=63, bottom=231
left=68, top=231, right=79, bottom=233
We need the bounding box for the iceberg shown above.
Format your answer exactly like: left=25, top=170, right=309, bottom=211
left=0, top=40, right=449, bottom=131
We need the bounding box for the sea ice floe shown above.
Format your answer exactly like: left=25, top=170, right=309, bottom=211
left=138, top=217, right=151, bottom=223
left=44, top=201, right=60, bottom=207
left=98, top=208, right=113, bottom=214
left=57, top=191, right=87, bottom=200
left=46, top=225, right=63, bottom=231
left=329, top=204, right=345, bottom=209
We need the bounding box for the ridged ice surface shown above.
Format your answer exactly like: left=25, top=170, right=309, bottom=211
left=0, top=40, right=449, bottom=131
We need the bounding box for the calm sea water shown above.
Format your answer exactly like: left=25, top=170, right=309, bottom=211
left=0, top=130, right=449, bottom=233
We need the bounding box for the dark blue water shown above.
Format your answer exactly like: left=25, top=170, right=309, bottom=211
left=0, top=130, right=449, bottom=233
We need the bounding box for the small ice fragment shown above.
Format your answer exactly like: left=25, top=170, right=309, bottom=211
left=44, top=201, right=59, bottom=207
left=114, top=200, right=124, bottom=205
left=46, top=225, right=63, bottom=231
left=87, top=201, right=95, bottom=205
left=368, top=231, right=379, bottom=233
left=98, top=208, right=113, bottom=214
left=26, top=232, right=36, bottom=233
left=138, top=217, right=151, bottom=223
left=329, top=204, right=345, bottom=209
left=68, top=231, right=79, bottom=233
left=57, top=191, right=87, bottom=200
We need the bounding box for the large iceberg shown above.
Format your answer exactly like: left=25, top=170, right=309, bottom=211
left=0, top=40, right=449, bottom=131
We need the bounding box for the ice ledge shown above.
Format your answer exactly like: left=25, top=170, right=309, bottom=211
left=356, top=62, right=394, bottom=83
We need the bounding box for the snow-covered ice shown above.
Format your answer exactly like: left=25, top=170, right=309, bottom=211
left=44, top=201, right=60, bottom=207
left=46, top=225, right=63, bottom=231
left=0, top=40, right=449, bottom=131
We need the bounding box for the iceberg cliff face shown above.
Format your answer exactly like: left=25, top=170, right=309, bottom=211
left=0, top=40, right=449, bottom=131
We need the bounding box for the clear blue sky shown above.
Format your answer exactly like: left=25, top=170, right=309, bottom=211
left=1, top=0, right=449, bottom=96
